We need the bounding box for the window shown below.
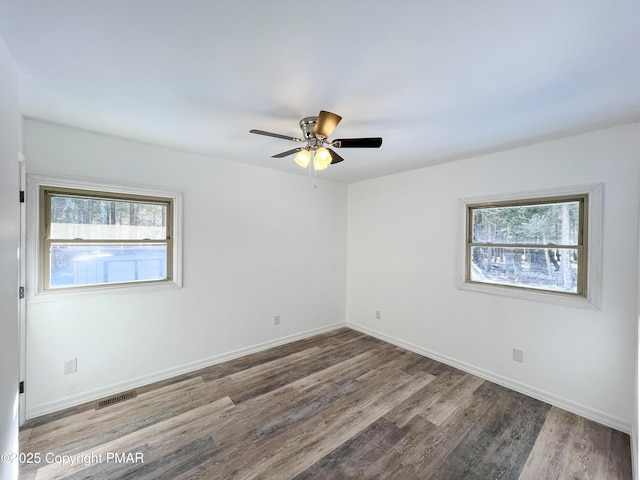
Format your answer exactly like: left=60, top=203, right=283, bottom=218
left=468, top=196, right=586, bottom=294
left=33, top=177, right=182, bottom=293
left=459, top=184, right=602, bottom=309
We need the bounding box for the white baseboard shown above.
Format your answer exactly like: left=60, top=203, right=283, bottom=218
left=26, top=322, right=345, bottom=420
left=347, top=321, right=632, bottom=434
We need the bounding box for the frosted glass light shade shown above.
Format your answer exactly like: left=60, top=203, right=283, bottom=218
left=294, top=149, right=311, bottom=168
left=314, top=147, right=331, bottom=170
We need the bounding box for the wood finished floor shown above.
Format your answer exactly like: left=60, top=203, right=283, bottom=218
left=19, top=328, right=632, bottom=480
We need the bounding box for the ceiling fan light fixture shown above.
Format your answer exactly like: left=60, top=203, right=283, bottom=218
left=313, top=155, right=329, bottom=171
left=314, top=147, right=332, bottom=170
left=249, top=110, right=382, bottom=173
left=294, top=149, right=311, bottom=168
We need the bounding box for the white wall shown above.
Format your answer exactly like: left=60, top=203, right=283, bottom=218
left=24, top=120, right=348, bottom=417
left=0, top=34, right=21, bottom=480
left=21, top=115, right=640, bottom=442
left=347, top=122, right=640, bottom=432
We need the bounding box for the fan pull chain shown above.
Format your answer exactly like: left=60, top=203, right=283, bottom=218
left=306, top=152, right=318, bottom=189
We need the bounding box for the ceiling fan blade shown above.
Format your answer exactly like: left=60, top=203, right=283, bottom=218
left=327, top=148, right=344, bottom=164
left=333, top=137, right=383, bottom=148
left=250, top=129, right=304, bottom=143
left=271, top=147, right=304, bottom=158
left=313, top=110, right=342, bottom=139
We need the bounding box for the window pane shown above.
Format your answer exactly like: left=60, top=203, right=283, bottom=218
left=50, top=243, right=168, bottom=288
left=50, top=195, right=167, bottom=240
left=470, top=246, right=578, bottom=293
left=472, top=201, right=579, bottom=245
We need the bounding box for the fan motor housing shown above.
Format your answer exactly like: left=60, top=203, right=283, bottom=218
left=299, top=117, right=318, bottom=139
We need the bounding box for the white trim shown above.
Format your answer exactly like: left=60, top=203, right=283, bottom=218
left=457, top=183, right=603, bottom=310
left=26, top=322, right=344, bottom=419
left=18, top=155, right=26, bottom=426
left=26, top=174, right=183, bottom=302
left=347, top=321, right=631, bottom=434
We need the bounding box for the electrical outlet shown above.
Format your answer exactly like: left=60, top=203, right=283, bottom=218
left=512, top=348, right=524, bottom=363
left=64, top=358, right=77, bottom=375
left=273, top=315, right=280, bottom=326
left=375, top=310, right=381, bottom=320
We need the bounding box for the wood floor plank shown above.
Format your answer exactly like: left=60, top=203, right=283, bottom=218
left=248, top=378, right=359, bottom=442
left=198, top=328, right=366, bottom=383
left=20, top=377, right=207, bottom=479
left=382, top=388, right=494, bottom=478
left=609, top=429, right=633, bottom=480
left=229, top=370, right=434, bottom=479
left=518, top=406, right=575, bottom=480
left=177, top=345, right=403, bottom=466
left=65, top=437, right=215, bottom=480
left=519, top=406, right=624, bottom=480
left=24, top=343, right=324, bottom=467
left=19, top=428, right=32, bottom=445
left=179, top=355, right=434, bottom=479
left=571, top=413, right=614, bottom=479
left=227, top=335, right=386, bottom=404
left=203, top=344, right=409, bottom=449
left=385, top=370, right=483, bottom=428
left=23, top=377, right=205, bottom=453
left=400, top=355, right=465, bottom=378
left=19, top=328, right=632, bottom=480
left=33, top=396, right=235, bottom=480
left=293, top=417, right=407, bottom=480
left=429, top=382, right=550, bottom=480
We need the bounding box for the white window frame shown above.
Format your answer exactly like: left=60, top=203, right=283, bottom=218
left=27, top=174, right=183, bottom=301
left=457, top=183, right=603, bottom=310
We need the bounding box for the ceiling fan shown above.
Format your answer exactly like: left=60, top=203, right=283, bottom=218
left=250, top=110, right=382, bottom=171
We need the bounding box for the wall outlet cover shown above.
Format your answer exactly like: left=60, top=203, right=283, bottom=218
left=512, top=348, right=524, bottom=363
left=64, top=358, right=77, bottom=374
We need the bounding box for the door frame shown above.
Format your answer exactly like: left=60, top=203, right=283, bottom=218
left=18, top=153, right=26, bottom=425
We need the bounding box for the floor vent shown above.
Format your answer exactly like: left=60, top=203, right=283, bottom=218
left=96, top=391, right=137, bottom=410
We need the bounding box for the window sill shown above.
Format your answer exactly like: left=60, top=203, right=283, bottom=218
left=27, top=280, right=181, bottom=303
left=458, top=281, right=599, bottom=310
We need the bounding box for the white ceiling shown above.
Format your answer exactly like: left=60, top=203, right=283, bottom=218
left=1, top=1, right=639, bottom=183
